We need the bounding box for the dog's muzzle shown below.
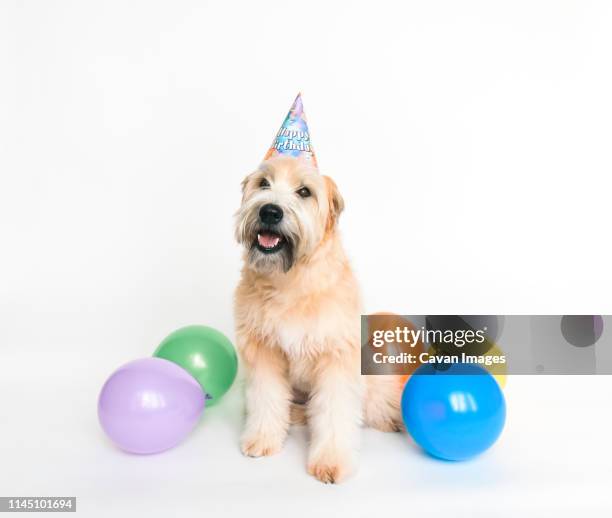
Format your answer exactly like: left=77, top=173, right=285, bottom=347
left=255, top=204, right=286, bottom=254
left=259, top=204, right=283, bottom=225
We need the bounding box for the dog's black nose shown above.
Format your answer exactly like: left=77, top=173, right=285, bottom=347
left=259, top=204, right=283, bottom=225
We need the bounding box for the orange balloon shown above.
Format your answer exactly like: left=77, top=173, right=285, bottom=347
left=366, top=312, right=426, bottom=377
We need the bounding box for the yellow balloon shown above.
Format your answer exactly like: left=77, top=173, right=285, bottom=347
left=483, top=344, right=507, bottom=388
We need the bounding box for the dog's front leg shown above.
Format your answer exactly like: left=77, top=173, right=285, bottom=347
left=240, top=340, right=291, bottom=457
left=307, top=353, right=363, bottom=483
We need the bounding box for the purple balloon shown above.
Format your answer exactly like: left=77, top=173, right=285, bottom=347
left=98, top=358, right=205, bottom=454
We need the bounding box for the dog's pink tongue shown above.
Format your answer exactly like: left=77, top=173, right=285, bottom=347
left=258, top=233, right=280, bottom=248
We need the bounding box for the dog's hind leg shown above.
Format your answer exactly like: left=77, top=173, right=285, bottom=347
left=363, top=375, right=403, bottom=432
left=290, top=388, right=309, bottom=425
left=290, top=403, right=308, bottom=425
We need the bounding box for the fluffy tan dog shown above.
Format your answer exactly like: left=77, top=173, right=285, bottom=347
left=234, top=156, right=402, bottom=483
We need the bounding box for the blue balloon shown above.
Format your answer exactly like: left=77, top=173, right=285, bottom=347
left=401, top=364, right=506, bottom=461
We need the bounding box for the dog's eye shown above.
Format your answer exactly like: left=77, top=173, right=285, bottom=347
left=297, top=187, right=311, bottom=198
left=259, top=178, right=270, bottom=189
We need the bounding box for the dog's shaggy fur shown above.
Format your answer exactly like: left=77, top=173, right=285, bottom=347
left=234, top=157, right=402, bottom=483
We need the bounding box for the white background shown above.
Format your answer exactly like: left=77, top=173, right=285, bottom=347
left=1, top=1, right=612, bottom=516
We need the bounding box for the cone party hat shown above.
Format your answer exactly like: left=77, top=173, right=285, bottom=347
left=263, top=93, right=318, bottom=168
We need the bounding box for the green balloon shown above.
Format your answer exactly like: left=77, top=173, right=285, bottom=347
left=153, top=325, right=238, bottom=406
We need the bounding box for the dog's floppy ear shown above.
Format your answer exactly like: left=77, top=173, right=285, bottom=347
left=241, top=166, right=268, bottom=199
left=240, top=172, right=257, bottom=202
left=240, top=174, right=251, bottom=195
left=323, top=175, right=345, bottom=231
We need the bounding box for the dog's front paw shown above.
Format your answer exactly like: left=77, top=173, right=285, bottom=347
left=307, top=449, right=355, bottom=484
left=240, top=431, right=285, bottom=458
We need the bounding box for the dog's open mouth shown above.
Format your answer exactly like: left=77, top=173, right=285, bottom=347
left=256, top=231, right=285, bottom=254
